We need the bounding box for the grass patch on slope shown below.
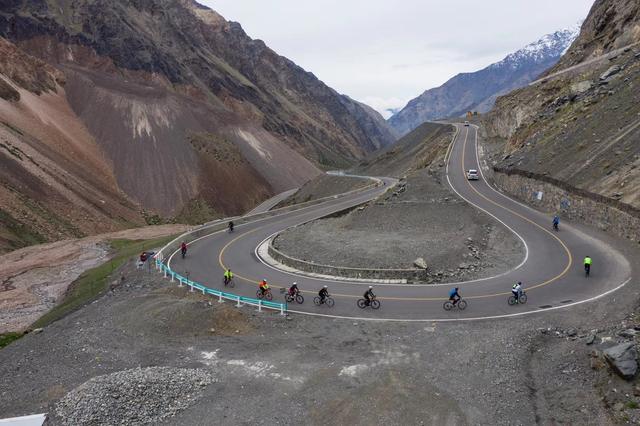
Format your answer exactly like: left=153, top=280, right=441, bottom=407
left=0, top=332, right=25, bottom=349
left=31, top=235, right=177, bottom=329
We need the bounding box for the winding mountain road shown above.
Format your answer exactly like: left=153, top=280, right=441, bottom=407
left=169, top=124, right=631, bottom=321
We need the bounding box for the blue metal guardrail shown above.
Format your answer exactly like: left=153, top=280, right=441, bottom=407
left=155, top=259, right=287, bottom=315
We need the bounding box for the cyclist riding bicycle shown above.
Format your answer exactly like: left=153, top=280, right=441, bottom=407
left=223, top=269, right=234, bottom=285
left=363, top=286, right=375, bottom=306
left=228, top=221, right=234, bottom=233
left=584, top=256, right=592, bottom=275
left=288, top=282, right=299, bottom=296
left=449, top=287, right=461, bottom=306
left=552, top=215, right=560, bottom=230
left=318, top=285, right=329, bottom=303
left=512, top=281, right=523, bottom=303
left=259, top=279, right=270, bottom=295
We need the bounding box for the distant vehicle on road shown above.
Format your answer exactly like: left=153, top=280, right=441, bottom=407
left=464, top=121, right=470, bottom=126
left=466, top=169, right=479, bottom=180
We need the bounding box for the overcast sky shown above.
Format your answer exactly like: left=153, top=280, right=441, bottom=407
left=202, top=0, right=594, bottom=118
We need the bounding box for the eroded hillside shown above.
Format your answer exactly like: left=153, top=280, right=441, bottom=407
left=483, top=0, right=640, bottom=209
left=0, top=38, right=145, bottom=252
left=0, top=0, right=398, bottom=251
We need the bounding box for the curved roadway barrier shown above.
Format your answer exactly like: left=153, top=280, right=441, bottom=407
left=162, top=123, right=632, bottom=321
left=154, top=173, right=389, bottom=315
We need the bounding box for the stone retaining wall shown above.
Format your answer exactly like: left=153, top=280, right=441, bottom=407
left=492, top=167, right=640, bottom=243
left=157, top=178, right=384, bottom=262
left=268, top=237, right=427, bottom=282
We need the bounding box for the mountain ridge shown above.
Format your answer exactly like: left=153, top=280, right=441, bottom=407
left=0, top=0, right=396, bottom=252
left=388, top=26, right=580, bottom=136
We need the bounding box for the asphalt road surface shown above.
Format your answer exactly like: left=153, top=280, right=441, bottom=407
left=169, top=124, right=631, bottom=321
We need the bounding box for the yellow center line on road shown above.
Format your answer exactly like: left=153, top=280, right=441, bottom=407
left=216, top=125, right=573, bottom=302
left=457, top=126, right=574, bottom=297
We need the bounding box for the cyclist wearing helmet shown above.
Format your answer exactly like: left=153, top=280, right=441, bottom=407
left=259, top=279, right=270, bottom=295
left=288, top=282, right=299, bottom=296
left=512, top=281, right=523, bottom=303
left=318, top=285, right=329, bottom=303
left=363, top=286, right=375, bottom=306
left=584, top=256, right=592, bottom=276
left=449, top=287, right=461, bottom=306
left=223, top=269, right=233, bottom=285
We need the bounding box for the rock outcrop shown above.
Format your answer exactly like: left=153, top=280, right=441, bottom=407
left=483, top=0, right=640, bottom=211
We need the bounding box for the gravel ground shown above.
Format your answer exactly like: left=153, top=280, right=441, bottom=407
left=54, top=367, right=214, bottom=425
left=1, top=235, right=638, bottom=425
left=274, top=168, right=524, bottom=282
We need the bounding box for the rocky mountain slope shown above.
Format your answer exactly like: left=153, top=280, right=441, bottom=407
left=483, top=0, right=640, bottom=209
left=389, top=27, right=580, bottom=136
left=0, top=37, right=146, bottom=252
left=0, top=0, right=396, bottom=252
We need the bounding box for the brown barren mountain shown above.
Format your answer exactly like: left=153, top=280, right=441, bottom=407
left=483, top=0, right=640, bottom=209
left=0, top=0, right=396, bottom=252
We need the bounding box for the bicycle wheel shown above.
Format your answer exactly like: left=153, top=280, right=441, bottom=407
left=508, top=295, right=517, bottom=306
left=265, top=292, right=273, bottom=301
left=443, top=301, right=453, bottom=311
left=295, top=294, right=304, bottom=304
left=519, top=293, right=528, bottom=304
left=357, top=299, right=366, bottom=309
left=370, top=299, right=381, bottom=310
left=313, top=296, right=321, bottom=306
left=285, top=294, right=293, bottom=303
left=325, top=297, right=335, bottom=307
left=256, top=291, right=263, bottom=299
left=458, top=300, right=468, bottom=310
left=228, top=279, right=235, bottom=288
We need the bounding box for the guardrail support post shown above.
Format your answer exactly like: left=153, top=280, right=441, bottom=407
left=218, top=293, right=223, bottom=303
left=171, top=272, right=175, bottom=283
left=189, top=282, right=194, bottom=292
left=202, top=287, right=205, bottom=295
left=258, top=300, right=262, bottom=312
left=164, top=268, right=168, bottom=278
left=280, top=305, right=285, bottom=316
left=236, top=296, right=241, bottom=307
left=178, top=278, right=183, bottom=287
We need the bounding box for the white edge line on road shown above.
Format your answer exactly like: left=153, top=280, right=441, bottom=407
left=445, top=125, right=530, bottom=272
left=250, top=124, right=530, bottom=288
left=167, top=123, right=631, bottom=321
left=167, top=177, right=390, bottom=269
left=285, top=277, right=631, bottom=322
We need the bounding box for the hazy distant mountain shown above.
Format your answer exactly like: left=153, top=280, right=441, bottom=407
left=389, top=25, right=581, bottom=135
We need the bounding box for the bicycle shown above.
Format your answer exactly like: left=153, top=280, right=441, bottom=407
left=223, top=277, right=235, bottom=288
left=285, top=291, right=304, bottom=304
left=357, top=296, right=380, bottom=309
left=443, top=299, right=467, bottom=311
left=508, top=291, right=527, bottom=305
left=585, top=264, right=590, bottom=277
left=256, top=289, right=273, bottom=301
left=313, top=295, right=335, bottom=307
left=181, top=248, right=187, bottom=259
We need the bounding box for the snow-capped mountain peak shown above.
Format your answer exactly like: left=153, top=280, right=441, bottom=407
left=389, top=22, right=585, bottom=136
left=492, top=23, right=582, bottom=70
